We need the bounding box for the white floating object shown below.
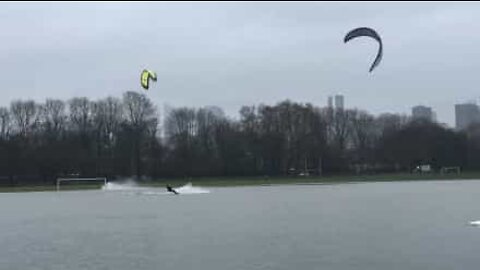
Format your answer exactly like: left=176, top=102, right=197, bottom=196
left=469, top=220, right=480, bottom=226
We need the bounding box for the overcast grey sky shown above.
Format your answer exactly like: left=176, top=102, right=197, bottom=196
left=1, top=1, right=479, bottom=126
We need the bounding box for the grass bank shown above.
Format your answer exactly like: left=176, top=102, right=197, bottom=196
left=0, top=184, right=104, bottom=193
left=144, top=171, right=480, bottom=188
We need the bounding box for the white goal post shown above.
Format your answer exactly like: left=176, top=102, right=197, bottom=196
left=440, top=167, right=461, bottom=175
left=56, top=177, right=107, bottom=191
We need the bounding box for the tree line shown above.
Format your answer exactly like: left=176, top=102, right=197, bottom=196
left=0, top=91, right=478, bottom=185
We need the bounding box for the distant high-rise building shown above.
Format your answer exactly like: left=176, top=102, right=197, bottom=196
left=455, top=103, right=480, bottom=130
left=412, top=105, right=434, bottom=121
left=328, top=96, right=333, bottom=108
left=334, top=95, right=344, bottom=109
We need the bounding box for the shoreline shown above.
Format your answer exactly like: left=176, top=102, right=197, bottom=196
left=2, top=172, right=480, bottom=193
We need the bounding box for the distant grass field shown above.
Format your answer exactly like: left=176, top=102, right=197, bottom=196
left=2, top=172, right=480, bottom=193
left=144, top=172, right=480, bottom=188
left=0, top=184, right=104, bottom=193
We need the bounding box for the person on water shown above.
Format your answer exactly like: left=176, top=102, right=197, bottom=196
left=166, top=185, right=179, bottom=195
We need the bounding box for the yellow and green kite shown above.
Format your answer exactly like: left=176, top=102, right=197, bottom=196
left=141, top=69, right=157, bottom=90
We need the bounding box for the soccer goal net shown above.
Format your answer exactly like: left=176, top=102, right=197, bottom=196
left=56, top=177, right=107, bottom=191
left=440, top=167, right=461, bottom=175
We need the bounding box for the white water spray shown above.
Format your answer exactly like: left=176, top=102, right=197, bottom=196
left=102, top=181, right=209, bottom=195
left=102, top=180, right=145, bottom=191
left=174, top=182, right=210, bottom=194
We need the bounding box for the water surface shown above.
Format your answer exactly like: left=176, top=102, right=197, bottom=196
left=1, top=180, right=480, bottom=270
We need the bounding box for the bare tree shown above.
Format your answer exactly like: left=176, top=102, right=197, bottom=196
left=349, top=109, right=376, bottom=172
left=122, top=91, right=158, bottom=178
left=350, top=110, right=375, bottom=151
left=41, top=99, right=66, bottom=138
left=104, top=97, right=123, bottom=139
left=327, top=108, right=354, bottom=152
left=0, top=107, right=10, bottom=139
left=375, top=113, right=409, bottom=137
left=10, top=100, right=39, bottom=137
left=69, top=97, right=92, bottom=135
left=165, top=107, right=197, bottom=140
left=123, top=92, right=156, bottom=128
left=196, top=106, right=225, bottom=156
left=91, top=97, right=123, bottom=142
